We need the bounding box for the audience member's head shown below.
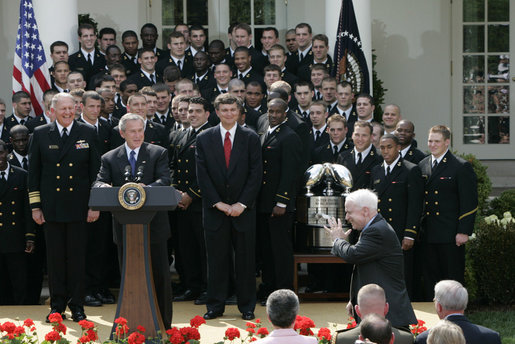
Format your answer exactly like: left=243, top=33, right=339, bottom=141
left=356, top=284, right=389, bottom=319
left=433, top=280, right=468, bottom=319
left=265, top=289, right=300, bottom=329
left=427, top=320, right=465, bottom=344
left=359, top=314, right=394, bottom=344
left=345, top=189, right=378, bottom=231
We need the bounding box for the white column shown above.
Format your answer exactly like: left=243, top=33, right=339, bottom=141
left=325, top=0, right=372, bottom=95
left=33, top=0, right=78, bottom=62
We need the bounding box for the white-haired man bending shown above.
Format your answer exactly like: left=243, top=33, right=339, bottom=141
left=326, top=189, right=416, bottom=328
left=415, top=280, right=501, bottom=344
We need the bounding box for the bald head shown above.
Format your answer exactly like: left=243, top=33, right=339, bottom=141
left=356, top=284, right=389, bottom=318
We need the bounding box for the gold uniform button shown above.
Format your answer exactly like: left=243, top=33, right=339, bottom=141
left=285, top=192, right=288, bottom=195
left=11, top=212, right=15, bottom=215
left=388, top=198, right=392, bottom=202
left=388, top=208, right=392, bottom=212
left=0, top=212, right=2, bottom=216
left=263, top=181, right=266, bottom=184
left=69, top=188, right=73, bottom=191
left=0, top=223, right=2, bottom=227
left=178, top=159, right=181, bottom=162
left=185, top=181, right=189, bottom=184
left=69, top=176, right=73, bottom=179
left=435, top=201, right=438, bottom=205
left=178, top=181, right=181, bottom=184
left=11, top=201, right=14, bottom=205
left=426, top=212, right=430, bottom=215
left=425, top=201, right=428, bottom=205
left=389, top=218, right=393, bottom=221
left=264, top=160, right=267, bottom=164
left=178, top=170, right=181, bottom=173
left=69, top=163, right=73, bottom=167
left=56, top=188, right=60, bottom=192
left=185, top=159, right=189, bottom=163
left=12, top=222, right=15, bottom=225
left=0, top=202, right=2, bottom=205
left=434, top=190, right=438, bottom=194
left=56, top=163, right=60, bottom=167
left=56, top=176, right=60, bottom=179
left=264, top=171, right=267, bottom=174
left=186, top=170, right=189, bottom=173
left=425, top=191, right=428, bottom=195
left=378, top=199, right=381, bottom=203
left=436, top=212, right=440, bottom=215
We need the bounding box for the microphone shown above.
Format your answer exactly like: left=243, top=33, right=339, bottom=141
left=124, top=165, right=132, bottom=182
left=135, top=165, right=144, bottom=183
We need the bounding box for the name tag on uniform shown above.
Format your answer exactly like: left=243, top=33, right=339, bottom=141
left=440, top=176, right=452, bottom=180
left=75, top=140, right=89, bottom=149
left=49, top=145, right=59, bottom=149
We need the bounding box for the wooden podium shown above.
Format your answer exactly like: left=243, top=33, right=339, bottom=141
left=89, top=185, right=179, bottom=341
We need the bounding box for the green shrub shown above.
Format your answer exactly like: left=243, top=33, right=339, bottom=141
left=489, top=189, right=515, bottom=218
left=457, top=153, right=491, bottom=216
left=468, top=215, right=515, bottom=304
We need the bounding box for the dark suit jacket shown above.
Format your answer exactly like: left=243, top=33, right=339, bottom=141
left=77, top=117, right=112, bottom=154
left=190, top=71, right=217, bottom=98
left=170, top=124, right=211, bottom=212
left=311, top=139, right=353, bottom=165
left=281, top=69, right=299, bottom=88
left=297, top=56, right=334, bottom=83
left=370, top=159, right=424, bottom=241
left=25, top=115, right=49, bottom=133
left=152, top=110, right=176, bottom=131
left=195, top=124, right=262, bottom=232
left=0, top=165, right=35, bottom=253
left=288, top=48, right=314, bottom=82
left=402, top=145, right=426, bottom=165
left=111, top=120, right=169, bottom=149
left=309, top=127, right=330, bottom=153
left=337, top=146, right=382, bottom=191
left=68, top=48, right=106, bottom=83
left=127, top=70, right=162, bottom=90
left=331, top=214, right=417, bottom=328
left=121, top=52, right=140, bottom=77
left=93, top=142, right=171, bottom=244
left=155, top=55, right=194, bottom=78
left=330, top=105, right=358, bottom=139
left=415, top=314, right=501, bottom=344
left=418, top=151, right=477, bottom=244
left=28, top=121, right=101, bottom=222
left=335, top=324, right=414, bottom=344
left=234, top=67, right=264, bottom=87
left=258, top=123, right=301, bottom=212
left=7, top=153, right=27, bottom=170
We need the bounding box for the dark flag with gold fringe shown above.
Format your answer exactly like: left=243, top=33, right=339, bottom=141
left=332, top=0, right=370, bottom=94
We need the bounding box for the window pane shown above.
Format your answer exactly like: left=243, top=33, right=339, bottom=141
left=230, top=0, right=251, bottom=25
left=254, top=0, right=275, bottom=25
left=187, top=0, right=208, bottom=25
left=463, top=55, right=485, bottom=83
left=162, top=0, right=183, bottom=26
left=463, top=116, right=486, bottom=144
left=487, top=55, right=509, bottom=82
left=487, top=0, right=509, bottom=21
left=463, top=0, right=484, bottom=22
left=464, top=86, right=486, bottom=113
left=488, top=24, right=509, bottom=52
left=488, top=116, right=510, bottom=143
left=487, top=85, right=509, bottom=114
left=463, top=25, right=484, bottom=52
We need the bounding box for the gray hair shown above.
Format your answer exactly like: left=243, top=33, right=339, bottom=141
left=427, top=320, right=465, bottom=344
left=228, top=78, right=245, bottom=91
left=434, top=280, right=468, bottom=311
left=345, top=189, right=378, bottom=211
left=119, top=113, right=145, bottom=132
left=266, top=289, right=299, bottom=328
left=51, top=92, right=75, bottom=109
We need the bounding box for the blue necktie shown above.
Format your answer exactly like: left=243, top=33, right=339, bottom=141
left=129, top=150, right=136, bottom=178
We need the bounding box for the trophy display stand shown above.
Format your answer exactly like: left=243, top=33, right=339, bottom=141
left=89, top=184, right=179, bottom=341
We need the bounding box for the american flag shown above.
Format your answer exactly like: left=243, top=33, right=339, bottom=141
left=332, top=0, right=370, bottom=95
left=12, top=0, right=51, bottom=116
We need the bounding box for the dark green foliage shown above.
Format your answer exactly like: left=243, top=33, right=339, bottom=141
left=489, top=189, right=515, bottom=218
left=467, top=308, right=515, bottom=344
left=456, top=153, right=491, bottom=216
left=372, top=51, right=387, bottom=122
left=468, top=219, right=515, bottom=304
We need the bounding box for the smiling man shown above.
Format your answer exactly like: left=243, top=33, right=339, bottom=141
left=326, top=188, right=416, bottom=329
left=28, top=93, right=100, bottom=322
left=68, top=23, right=106, bottom=84
left=418, top=125, right=478, bottom=301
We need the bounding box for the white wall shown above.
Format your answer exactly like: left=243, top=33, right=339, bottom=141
left=371, top=0, right=452, bottom=151
left=0, top=0, right=22, bottom=110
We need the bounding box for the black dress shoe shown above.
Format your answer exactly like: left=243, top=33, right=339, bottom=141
left=203, top=310, right=223, bottom=320
left=71, top=309, right=87, bottom=322
left=242, top=311, right=255, bottom=320
left=194, top=292, right=208, bottom=305
left=84, top=294, right=102, bottom=307
left=45, top=309, right=66, bottom=323
left=95, top=289, right=115, bottom=304
left=173, top=289, right=200, bottom=302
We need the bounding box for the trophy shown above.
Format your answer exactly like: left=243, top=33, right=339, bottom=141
left=304, top=164, right=325, bottom=196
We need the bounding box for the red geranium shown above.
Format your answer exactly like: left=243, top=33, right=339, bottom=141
left=23, top=318, right=34, bottom=327
left=128, top=331, right=146, bottom=344
left=225, top=327, right=241, bottom=341
left=250, top=338, right=257, bottom=342
left=136, top=325, right=146, bottom=333
left=2, top=321, right=16, bottom=334
left=246, top=322, right=256, bottom=328
left=189, top=315, right=206, bottom=328
left=87, top=328, right=98, bottom=341
left=318, top=327, right=332, bottom=341
left=115, top=317, right=128, bottom=326
left=410, top=319, right=428, bottom=336
left=180, top=327, right=201, bottom=341
left=255, top=318, right=261, bottom=323
left=257, top=327, right=269, bottom=337
left=346, top=317, right=357, bottom=329
left=294, top=315, right=315, bottom=336
left=116, top=324, right=129, bottom=337
left=246, top=327, right=255, bottom=334
left=56, top=322, right=67, bottom=335
left=44, top=330, right=61, bottom=342
left=79, top=335, right=90, bottom=343
left=78, top=319, right=95, bottom=330
left=48, top=313, right=63, bottom=324
left=14, top=326, right=25, bottom=337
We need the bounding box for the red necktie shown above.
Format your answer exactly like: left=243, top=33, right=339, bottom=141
left=224, top=131, right=231, bottom=168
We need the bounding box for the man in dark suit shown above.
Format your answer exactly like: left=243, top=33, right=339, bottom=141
left=415, top=280, right=501, bottom=344
left=28, top=93, right=101, bottom=322
left=68, top=23, right=106, bottom=84
left=140, top=23, right=167, bottom=61
left=127, top=48, right=161, bottom=90
left=334, top=284, right=414, bottom=344
left=152, top=83, right=175, bottom=130
left=121, top=30, right=140, bottom=77
left=155, top=31, right=194, bottom=78
left=371, top=134, right=424, bottom=299
left=170, top=97, right=211, bottom=304
left=288, top=23, right=314, bottom=81
left=312, top=114, right=353, bottom=165
left=93, top=113, right=173, bottom=329
left=8, top=125, right=29, bottom=170
left=268, top=44, right=299, bottom=88
left=196, top=93, right=262, bottom=320
left=0, top=139, right=35, bottom=305
left=337, top=121, right=382, bottom=190
left=233, top=47, right=264, bottom=86
left=418, top=125, right=477, bottom=300
left=232, top=23, right=268, bottom=74
left=327, top=189, right=417, bottom=328
left=331, top=81, right=358, bottom=139
left=395, top=120, right=426, bottom=164
left=257, top=98, right=301, bottom=299
left=308, top=101, right=330, bottom=153
left=6, top=91, right=32, bottom=131
left=190, top=51, right=216, bottom=99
